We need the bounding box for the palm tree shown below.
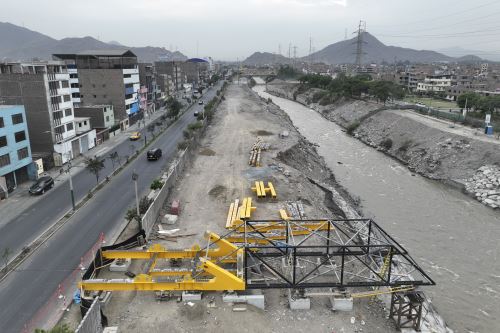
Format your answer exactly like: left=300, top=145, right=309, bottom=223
left=85, top=156, right=106, bottom=185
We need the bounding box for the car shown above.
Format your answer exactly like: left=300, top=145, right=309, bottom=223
left=147, top=148, right=162, bottom=161
left=130, top=131, right=141, bottom=140
left=29, top=176, right=54, bottom=195
left=198, top=100, right=204, bottom=105
left=194, top=111, right=200, bottom=117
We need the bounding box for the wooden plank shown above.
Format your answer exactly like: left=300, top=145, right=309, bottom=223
left=245, top=197, right=252, bottom=218
left=230, top=199, right=239, bottom=227
left=226, top=202, right=235, bottom=228
left=259, top=181, right=266, bottom=198
left=267, top=182, right=277, bottom=198
left=279, top=209, right=289, bottom=220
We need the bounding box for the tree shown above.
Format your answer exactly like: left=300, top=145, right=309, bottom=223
left=108, top=151, right=119, bottom=171
left=165, top=97, right=182, bottom=119
left=85, top=156, right=106, bottom=185
left=457, top=92, right=480, bottom=110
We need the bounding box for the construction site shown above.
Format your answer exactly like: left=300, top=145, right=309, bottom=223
left=62, top=82, right=440, bottom=333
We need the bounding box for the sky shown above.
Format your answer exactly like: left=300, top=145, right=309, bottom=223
left=2, top=0, right=500, bottom=60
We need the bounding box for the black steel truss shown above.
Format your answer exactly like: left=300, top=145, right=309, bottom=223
left=211, top=219, right=434, bottom=289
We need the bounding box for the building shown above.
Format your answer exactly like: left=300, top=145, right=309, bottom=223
left=416, top=75, right=453, bottom=93
left=155, top=61, right=186, bottom=94
left=138, top=63, right=161, bottom=109
left=0, top=105, right=33, bottom=195
left=74, top=105, right=115, bottom=129
left=0, top=61, right=97, bottom=166
left=53, top=50, right=140, bottom=121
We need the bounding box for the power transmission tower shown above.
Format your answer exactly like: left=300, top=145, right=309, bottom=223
left=288, top=43, right=292, bottom=59
left=353, top=20, right=367, bottom=69
left=309, top=37, right=313, bottom=65
left=293, top=46, right=298, bottom=66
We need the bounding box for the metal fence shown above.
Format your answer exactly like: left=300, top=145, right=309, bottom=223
left=75, top=298, right=102, bottom=333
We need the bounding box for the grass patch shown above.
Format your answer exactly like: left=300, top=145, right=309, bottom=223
left=346, top=121, right=360, bottom=135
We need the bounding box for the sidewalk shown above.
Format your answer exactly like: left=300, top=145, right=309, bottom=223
left=392, top=109, right=500, bottom=145
left=0, top=107, right=168, bottom=226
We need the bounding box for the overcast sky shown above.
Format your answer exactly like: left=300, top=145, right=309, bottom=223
left=2, top=0, right=500, bottom=60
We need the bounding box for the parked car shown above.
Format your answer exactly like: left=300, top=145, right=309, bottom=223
left=198, top=100, right=204, bottom=105
left=130, top=131, right=141, bottom=140
left=194, top=111, right=200, bottom=117
left=147, top=148, right=162, bottom=161
left=29, top=176, right=54, bottom=195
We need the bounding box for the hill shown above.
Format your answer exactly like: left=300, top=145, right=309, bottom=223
left=242, top=52, right=291, bottom=66
left=0, top=21, right=187, bottom=62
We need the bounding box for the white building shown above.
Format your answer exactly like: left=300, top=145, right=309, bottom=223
left=416, top=75, right=453, bottom=93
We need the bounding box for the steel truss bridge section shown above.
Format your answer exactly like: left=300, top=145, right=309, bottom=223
left=234, top=219, right=435, bottom=289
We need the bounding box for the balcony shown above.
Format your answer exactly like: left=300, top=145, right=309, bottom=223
left=125, top=87, right=135, bottom=95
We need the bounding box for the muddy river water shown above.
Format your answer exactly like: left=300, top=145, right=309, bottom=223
left=253, top=84, right=500, bottom=333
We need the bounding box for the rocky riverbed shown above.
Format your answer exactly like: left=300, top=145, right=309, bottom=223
left=465, top=165, right=500, bottom=208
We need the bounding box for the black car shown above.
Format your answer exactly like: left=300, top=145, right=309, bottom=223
left=194, top=111, right=200, bottom=117
left=29, top=176, right=54, bottom=195
left=147, top=148, right=162, bottom=161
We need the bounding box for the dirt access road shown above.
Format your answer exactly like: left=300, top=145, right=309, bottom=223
left=89, top=82, right=397, bottom=333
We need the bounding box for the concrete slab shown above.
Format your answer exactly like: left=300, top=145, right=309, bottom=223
left=288, top=290, right=310, bottom=310
left=222, top=293, right=265, bottom=310
left=109, top=258, right=131, bottom=272
left=330, top=296, right=353, bottom=311
left=182, top=291, right=202, bottom=301
left=103, top=327, right=119, bottom=333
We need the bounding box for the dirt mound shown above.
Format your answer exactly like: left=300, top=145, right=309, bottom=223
left=208, top=185, right=227, bottom=197
left=199, top=148, right=216, bottom=156
left=252, top=130, right=274, bottom=136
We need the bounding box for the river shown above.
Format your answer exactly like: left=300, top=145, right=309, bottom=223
left=253, top=83, right=500, bottom=333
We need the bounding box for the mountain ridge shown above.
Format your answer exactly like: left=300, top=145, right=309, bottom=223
left=0, top=21, right=187, bottom=62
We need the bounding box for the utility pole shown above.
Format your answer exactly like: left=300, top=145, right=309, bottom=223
left=309, top=37, right=313, bottom=65
left=67, top=161, right=75, bottom=211
left=353, top=20, right=367, bottom=70
left=288, top=43, right=291, bottom=59
left=132, top=170, right=140, bottom=222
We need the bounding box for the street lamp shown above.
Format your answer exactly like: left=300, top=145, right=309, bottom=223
left=132, top=170, right=140, bottom=227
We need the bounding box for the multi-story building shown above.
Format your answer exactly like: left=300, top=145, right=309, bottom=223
left=74, top=105, right=115, bottom=129
left=0, top=61, right=96, bottom=166
left=416, top=74, right=453, bottom=93
left=0, top=105, right=34, bottom=195
left=138, top=63, right=161, bottom=109
left=155, top=61, right=186, bottom=93
left=53, top=50, right=140, bottom=122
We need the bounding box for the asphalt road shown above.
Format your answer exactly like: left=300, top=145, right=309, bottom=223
left=0, top=82, right=223, bottom=333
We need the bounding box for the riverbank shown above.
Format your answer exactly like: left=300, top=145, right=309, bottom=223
left=253, top=83, right=500, bottom=333
left=266, top=81, right=500, bottom=209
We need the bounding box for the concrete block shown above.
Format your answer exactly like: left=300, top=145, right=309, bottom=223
left=109, top=258, right=131, bottom=272
left=182, top=291, right=202, bottom=301
left=103, top=327, right=119, bottom=333
left=330, top=296, right=354, bottom=311
left=99, top=291, right=113, bottom=308
left=288, top=290, right=310, bottom=310
left=222, top=293, right=265, bottom=310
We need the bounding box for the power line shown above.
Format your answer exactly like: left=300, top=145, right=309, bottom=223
left=370, top=0, right=499, bottom=28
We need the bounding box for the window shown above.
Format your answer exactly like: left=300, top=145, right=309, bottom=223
left=124, top=74, right=131, bottom=78
left=14, top=131, right=26, bottom=143
left=78, top=122, right=82, bottom=128
left=84, top=120, right=87, bottom=125
left=70, top=83, right=79, bottom=88
left=63, top=95, right=71, bottom=102
left=106, top=116, right=110, bottom=122
left=0, top=117, right=4, bottom=128
left=17, top=147, right=29, bottom=160
left=61, top=81, right=69, bottom=88
left=55, top=125, right=65, bottom=134
left=72, top=92, right=80, bottom=98
left=0, top=136, right=7, bottom=148
left=69, top=73, right=78, bottom=79
left=64, top=109, right=72, bottom=117
left=0, top=154, right=10, bottom=167
left=11, top=113, right=23, bottom=124
left=66, top=123, right=74, bottom=131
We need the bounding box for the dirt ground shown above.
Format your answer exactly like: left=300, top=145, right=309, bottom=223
left=68, top=82, right=398, bottom=333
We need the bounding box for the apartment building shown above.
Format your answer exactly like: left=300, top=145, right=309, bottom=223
left=138, top=63, right=161, bottom=109
left=74, top=105, right=115, bottom=129
left=155, top=61, right=186, bottom=93
left=0, top=105, right=34, bottom=195
left=53, top=50, right=140, bottom=121
left=0, top=61, right=96, bottom=166
left=416, top=75, right=453, bottom=93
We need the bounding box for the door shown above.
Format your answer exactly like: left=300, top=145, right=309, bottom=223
left=81, top=135, right=89, bottom=153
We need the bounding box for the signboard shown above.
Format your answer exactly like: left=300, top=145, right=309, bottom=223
left=35, top=158, right=44, bottom=177
left=485, top=114, right=491, bottom=124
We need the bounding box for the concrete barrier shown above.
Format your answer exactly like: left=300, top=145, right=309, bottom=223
left=75, top=298, right=102, bottom=333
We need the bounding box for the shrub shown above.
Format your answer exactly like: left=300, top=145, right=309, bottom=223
left=150, top=179, right=164, bottom=190
left=183, top=129, right=192, bottom=139
left=398, top=139, right=413, bottom=152
left=380, top=138, right=393, bottom=150
left=346, top=121, right=360, bottom=135
left=178, top=140, right=190, bottom=150
left=188, top=121, right=204, bottom=131
left=312, top=90, right=327, bottom=103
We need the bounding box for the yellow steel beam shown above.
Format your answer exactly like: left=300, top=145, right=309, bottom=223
left=80, top=258, right=245, bottom=291
left=102, top=232, right=239, bottom=260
